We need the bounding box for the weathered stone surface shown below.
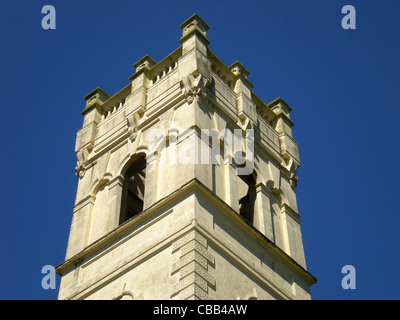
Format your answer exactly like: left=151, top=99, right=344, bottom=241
left=56, top=14, right=316, bottom=300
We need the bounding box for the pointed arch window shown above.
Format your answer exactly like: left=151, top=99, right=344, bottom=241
left=119, top=155, right=146, bottom=224
left=237, top=173, right=256, bottom=224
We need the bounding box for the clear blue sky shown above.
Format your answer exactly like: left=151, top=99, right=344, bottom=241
left=1, top=0, right=399, bottom=300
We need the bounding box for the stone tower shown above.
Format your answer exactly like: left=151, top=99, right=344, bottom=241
left=56, top=14, right=316, bottom=300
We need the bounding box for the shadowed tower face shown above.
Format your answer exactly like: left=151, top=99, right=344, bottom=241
left=56, top=14, right=316, bottom=300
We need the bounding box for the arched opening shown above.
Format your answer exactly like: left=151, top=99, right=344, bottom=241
left=119, top=155, right=146, bottom=224
left=237, top=173, right=256, bottom=224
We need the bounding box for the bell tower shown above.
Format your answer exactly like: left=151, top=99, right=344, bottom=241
left=56, top=14, right=316, bottom=300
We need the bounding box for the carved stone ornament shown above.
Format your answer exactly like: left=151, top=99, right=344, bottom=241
left=282, top=157, right=299, bottom=189
left=289, top=172, right=299, bottom=188
left=127, top=110, right=142, bottom=141
left=181, top=72, right=211, bottom=104
left=75, top=146, right=91, bottom=179
left=74, top=162, right=87, bottom=179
